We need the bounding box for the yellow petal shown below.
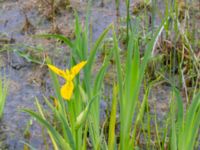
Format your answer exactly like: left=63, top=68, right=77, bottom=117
left=70, top=61, right=87, bottom=79
left=60, top=81, right=74, bottom=100
left=65, top=69, right=73, bottom=81
left=47, top=64, right=67, bottom=79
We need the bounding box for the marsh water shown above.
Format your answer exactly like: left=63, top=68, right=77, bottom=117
left=0, top=0, right=195, bottom=149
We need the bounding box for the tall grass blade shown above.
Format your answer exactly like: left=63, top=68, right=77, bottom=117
left=185, top=92, right=200, bottom=149
left=170, top=92, right=177, bottom=150
left=43, top=96, right=76, bottom=149
left=35, top=98, right=59, bottom=150
left=0, top=74, right=9, bottom=119
left=174, top=88, right=184, bottom=150
left=22, top=109, right=72, bottom=150
left=108, top=84, right=118, bottom=150
left=129, top=86, right=150, bottom=148
left=86, top=24, right=113, bottom=79
left=35, top=34, right=74, bottom=49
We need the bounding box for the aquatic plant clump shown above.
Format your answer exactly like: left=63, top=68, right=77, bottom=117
left=0, top=0, right=199, bottom=149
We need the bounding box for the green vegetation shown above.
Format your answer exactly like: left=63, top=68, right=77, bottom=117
left=23, top=8, right=200, bottom=150
left=170, top=89, right=200, bottom=150
left=0, top=0, right=199, bottom=149
left=0, top=74, right=8, bottom=119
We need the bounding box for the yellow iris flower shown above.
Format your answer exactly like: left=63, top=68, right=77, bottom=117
left=47, top=61, right=87, bottom=100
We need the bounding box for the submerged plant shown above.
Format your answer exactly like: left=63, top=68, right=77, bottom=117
left=0, top=74, right=9, bottom=119
left=47, top=61, right=87, bottom=100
